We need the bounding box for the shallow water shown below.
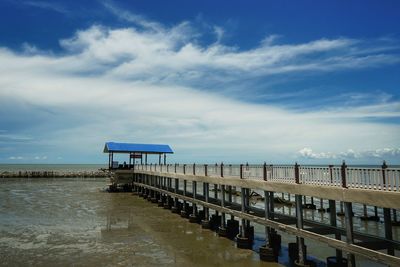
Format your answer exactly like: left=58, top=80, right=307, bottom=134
left=0, top=178, right=280, bottom=267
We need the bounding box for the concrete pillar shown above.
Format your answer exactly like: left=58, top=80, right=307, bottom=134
left=218, top=184, right=227, bottom=236
left=189, top=181, right=198, bottom=223
left=295, top=194, right=307, bottom=265
left=228, top=185, right=232, bottom=204
left=329, top=200, right=342, bottom=260
left=344, top=202, right=355, bottom=267
left=318, top=198, right=325, bottom=212
left=171, top=178, right=179, bottom=213
left=259, top=190, right=276, bottom=262
left=236, top=186, right=251, bottom=249
left=383, top=207, right=394, bottom=255
left=202, top=182, right=210, bottom=229
left=181, top=179, right=188, bottom=217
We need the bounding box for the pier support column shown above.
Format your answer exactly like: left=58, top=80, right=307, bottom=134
left=157, top=177, right=164, bottom=207
left=329, top=200, right=343, bottom=262
left=163, top=178, right=172, bottom=209
left=344, top=202, right=356, bottom=267
left=260, top=190, right=276, bottom=262
left=189, top=181, right=198, bottom=223
left=181, top=179, right=188, bottom=218
left=218, top=184, right=227, bottom=237
left=337, top=201, right=345, bottom=216
left=150, top=176, right=157, bottom=203
left=202, top=182, right=211, bottom=229
left=228, top=185, right=232, bottom=204
left=318, top=198, right=325, bottom=212
left=295, top=194, right=307, bottom=266
left=236, top=186, right=251, bottom=249
left=384, top=207, right=394, bottom=255
left=171, top=178, right=180, bottom=213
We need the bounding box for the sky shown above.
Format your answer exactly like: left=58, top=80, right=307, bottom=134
left=0, top=0, right=399, bottom=165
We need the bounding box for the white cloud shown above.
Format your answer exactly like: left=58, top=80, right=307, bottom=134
left=9, top=156, right=23, bottom=160
left=23, top=1, right=69, bottom=14
left=0, top=13, right=399, bottom=163
left=298, top=148, right=336, bottom=159
left=299, top=148, right=400, bottom=161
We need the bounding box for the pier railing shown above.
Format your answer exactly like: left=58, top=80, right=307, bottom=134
left=134, top=162, right=400, bottom=192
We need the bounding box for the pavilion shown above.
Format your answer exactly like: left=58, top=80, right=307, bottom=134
left=103, top=142, right=173, bottom=169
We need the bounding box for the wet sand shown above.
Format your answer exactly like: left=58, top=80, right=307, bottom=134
left=0, top=178, right=281, bottom=267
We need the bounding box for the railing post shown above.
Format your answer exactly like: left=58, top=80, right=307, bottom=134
left=193, top=163, right=196, bottom=175
left=205, top=164, right=208, bottom=176
left=183, top=164, right=186, bottom=174
left=240, top=164, right=243, bottom=179
left=341, top=161, right=347, bottom=188
left=295, top=162, right=300, bottom=184
left=329, top=164, right=333, bottom=184
left=382, top=160, right=388, bottom=190
left=263, top=162, right=267, bottom=181
left=221, top=162, right=224, bottom=178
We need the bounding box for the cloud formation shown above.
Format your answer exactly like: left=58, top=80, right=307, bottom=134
left=299, top=148, right=400, bottom=160
left=0, top=9, right=399, bottom=163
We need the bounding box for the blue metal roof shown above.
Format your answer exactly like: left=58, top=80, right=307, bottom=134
left=103, top=142, right=173, bottom=154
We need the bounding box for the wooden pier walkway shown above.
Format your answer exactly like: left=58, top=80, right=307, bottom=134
left=112, top=162, right=400, bottom=267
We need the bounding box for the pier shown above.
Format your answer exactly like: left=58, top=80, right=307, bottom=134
left=105, top=142, right=400, bottom=267
left=0, top=170, right=108, bottom=178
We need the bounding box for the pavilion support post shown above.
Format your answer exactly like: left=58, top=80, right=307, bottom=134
left=158, top=154, right=161, bottom=165
left=164, top=154, right=166, bottom=165
left=145, top=153, right=148, bottom=165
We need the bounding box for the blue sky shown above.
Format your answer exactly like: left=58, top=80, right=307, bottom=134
left=0, top=0, right=399, bottom=164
